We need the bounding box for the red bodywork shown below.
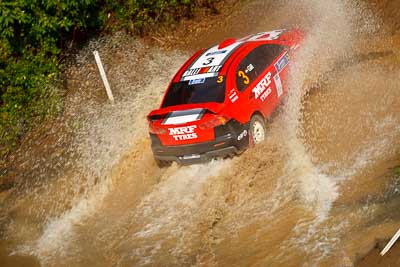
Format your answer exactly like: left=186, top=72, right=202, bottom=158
left=148, top=29, right=303, bottom=150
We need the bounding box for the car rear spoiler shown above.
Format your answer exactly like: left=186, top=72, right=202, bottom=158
left=147, top=103, right=225, bottom=122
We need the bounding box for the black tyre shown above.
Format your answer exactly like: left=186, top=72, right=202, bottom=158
left=249, top=114, right=266, bottom=145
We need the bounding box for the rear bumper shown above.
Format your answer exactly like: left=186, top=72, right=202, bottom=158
left=150, top=121, right=250, bottom=165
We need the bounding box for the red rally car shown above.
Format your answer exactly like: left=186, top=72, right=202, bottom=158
left=147, top=29, right=303, bottom=166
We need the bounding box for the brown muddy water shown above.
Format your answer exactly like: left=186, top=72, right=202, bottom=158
left=1, top=0, right=400, bottom=266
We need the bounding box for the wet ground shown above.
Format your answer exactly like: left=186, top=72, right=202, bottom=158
left=1, top=0, right=399, bottom=266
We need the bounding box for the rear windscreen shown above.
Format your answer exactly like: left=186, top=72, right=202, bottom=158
left=162, top=76, right=226, bottom=108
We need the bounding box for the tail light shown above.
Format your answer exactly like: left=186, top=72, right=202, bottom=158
left=199, top=115, right=230, bottom=130
left=149, top=123, right=166, bottom=135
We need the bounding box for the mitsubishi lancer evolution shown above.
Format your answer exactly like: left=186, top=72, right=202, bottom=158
left=147, top=29, right=303, bottom=166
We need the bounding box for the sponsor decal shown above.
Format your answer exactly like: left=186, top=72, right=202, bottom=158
left=274, top=74, right=283, bottom=97
left=252, top=72, right=272, bottom=100
left=183, top=68, right=201, bottom=77
left=199, top=67, right=210, bottom=74
left=189, top=78, right=205, bottom=85
left=206, top=50, right=227, bottom=56
left=208, top=65, right=222, bottom=72
left=168, top=125, right=198, bottom=141
left=274, top=53, right=290, bottom=73
left=260, top=88, right=272, bottom=102
left=245, top=64, right=254, bottom=73
left=237, top=130, right=248, bottom=141
left=228, top=89, right=238, bottom=103
left=182, top=65, right=222, bottom=79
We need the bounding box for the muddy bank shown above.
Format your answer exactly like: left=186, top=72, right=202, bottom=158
left=356, top=239, right=400, bottom=267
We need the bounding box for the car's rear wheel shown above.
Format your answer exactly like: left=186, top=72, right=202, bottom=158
left=249, top=114, right=266, bottom=145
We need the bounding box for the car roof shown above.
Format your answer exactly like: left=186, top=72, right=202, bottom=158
left=173, top=29, right=292, bottom=83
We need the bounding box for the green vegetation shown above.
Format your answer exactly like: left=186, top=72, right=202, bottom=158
left=0, top=0, right=218, bottom=158
left=105, top=0, right=206, bottom=34
left=394, top=166, right=400, bottom=177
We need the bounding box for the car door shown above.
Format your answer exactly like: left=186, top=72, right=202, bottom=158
left=232, top=43, right=289, bottom=120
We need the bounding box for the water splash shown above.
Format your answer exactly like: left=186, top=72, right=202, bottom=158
left=280, top=0, right=359, bottom=219
left=9, top=35, right=188, bottom=265
left=113, top=160, right=232, bottom=266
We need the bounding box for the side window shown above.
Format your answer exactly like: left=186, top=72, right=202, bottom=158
left=235, top=44, right=286, bottom=92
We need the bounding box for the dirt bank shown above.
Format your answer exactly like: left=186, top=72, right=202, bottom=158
left=356, top=239, right=400, bottom=266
